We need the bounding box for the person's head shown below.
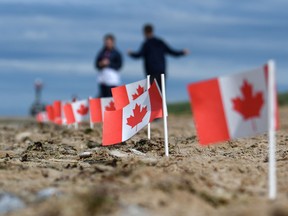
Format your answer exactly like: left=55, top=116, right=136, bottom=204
left=104, top=34, right=115, bottom=49
left=143, top=24, right=154, bottom=38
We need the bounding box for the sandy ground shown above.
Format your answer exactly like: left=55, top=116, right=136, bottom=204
left=0, top=108, right=288, bottom=216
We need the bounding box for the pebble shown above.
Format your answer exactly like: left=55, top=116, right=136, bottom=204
left=0, top=192, right=25, bottom=214
left=36, top=188, right=61, bottom=201
left=130, top=149, right=146, bottom=156
left=109, top=150, right=128, bottom=158
left=79, top=152, right=92, bottom=159
left=15, top=132, right=31, bottom=142
left=119, top=204, right=148, bottom=216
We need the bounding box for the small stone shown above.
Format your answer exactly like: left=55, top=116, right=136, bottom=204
left=15, top=132, right=31, bottom=142
left=119, top=204, right=148, bottom=216
left=0, top=193, right=25, bottom=214
left=36, top=188, right=61, bottom=201
left=79, top=152, right=92, bottom=159
left=130, top=149, right=146, bottom=156
left=109, top=150, right=128, bottom=158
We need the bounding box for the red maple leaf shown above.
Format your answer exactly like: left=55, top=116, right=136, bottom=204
left=105, top=101, right=115, bottom=111
left=132, top=85, right=145, bottom=100
left=232, top=79, right=264, bottom=123
left=126, top=104, right=148, bottom=130
left=77, top=104, right=89, bottom=115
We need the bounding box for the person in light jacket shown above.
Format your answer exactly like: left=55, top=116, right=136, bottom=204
left=95, top=34, right=122, bottom=97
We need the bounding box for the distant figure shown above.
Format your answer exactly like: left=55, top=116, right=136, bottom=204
left=30, top=78, right=45, bottom=116
left=95, top=34, right=122, bottom=97
left=128, top=24, right=188, bottom=89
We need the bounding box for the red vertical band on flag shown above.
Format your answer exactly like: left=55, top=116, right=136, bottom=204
left=187, top=79, right=230, bottom=145
left=64, top=103, right=75, bottom=124
left=264, top=64, right=280, bottom=129
left=149, top=81, right=163, bottom=121
left=46, top=105, right=54, bottom=121
left=53, top=100, right=62, bottom=125
left=112, top=85, right=129, bottom=109
left=89, top=98, right=102, bottom=123
left=102, top=110, right=123, bottom=145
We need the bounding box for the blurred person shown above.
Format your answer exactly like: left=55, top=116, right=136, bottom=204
left=128, top=24, right=188, bottom=89
left=95, top=34, right=122, bottom=97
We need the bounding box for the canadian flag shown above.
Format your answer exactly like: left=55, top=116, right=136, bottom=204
left=187, top=64, right=279, bottom=145
left=89, top=97, right=115, bottom=123
left=36, top=111, right=48, bottom=123
left=64, top=99, right=89, bottom=124
left=111, top=79, right=147, bottom=109
left=103, top=81, right=163, bottom=146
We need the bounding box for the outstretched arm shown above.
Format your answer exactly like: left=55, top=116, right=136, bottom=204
left=128, top=44, right=145, bottom=58
left=163, top=41, right=187, bottom=57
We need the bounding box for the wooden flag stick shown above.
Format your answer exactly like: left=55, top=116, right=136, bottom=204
left=147, top=75, right=151, bottom=140
left=161, top=74, right=169, bottom=157
left=89, top=97, right=94, bottom=129
left=268, top=60, right=277, bottom=200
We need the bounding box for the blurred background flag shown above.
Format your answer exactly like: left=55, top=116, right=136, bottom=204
left=45, top=105, right=54, bottom=122
left=89, top=97, right=115, bottom=123
left=63, top=99, right=89, bottom=126
left=36, top=111, right=48, bottom=123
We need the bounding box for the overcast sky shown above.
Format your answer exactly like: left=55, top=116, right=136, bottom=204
left=0, top=0, right=287, bottom=116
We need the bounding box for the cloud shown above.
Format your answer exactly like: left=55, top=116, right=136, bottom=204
left=23, top=30, right=49, bottom=40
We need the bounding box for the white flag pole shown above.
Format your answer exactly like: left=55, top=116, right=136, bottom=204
left=161, top=74, right=169, bottom=157
left=147, top=75, right=151, bottom=140
left=74, top=122, right=79, bottom=130
left=268, top=59, right=277, bottom=200
left=89, top=97, right=94, bottom=129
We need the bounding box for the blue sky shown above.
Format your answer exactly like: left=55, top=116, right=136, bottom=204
left=0, top=0, right=287, bottom=116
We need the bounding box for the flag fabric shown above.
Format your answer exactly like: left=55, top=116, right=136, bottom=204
left=46, top=105, right=54, bottom=122
left=64, top=99, right=89, bottom=124
left=89, top=97, right=115, bottom=123
left=53, top=100, right=63, bottom=125
left=63, top=103, right=75, bottom=125
left=187, top=64, right=278, bottom=145
left=111, top=79, right=147, bottom=109
left=103, top=81, right=163, bottom=146
left=36, top=112, right=48, bottom=123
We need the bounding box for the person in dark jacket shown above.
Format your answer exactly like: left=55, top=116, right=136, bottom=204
left=128, top=24, right=188, bottom=89
left=95, top=34, right=122, bottom=97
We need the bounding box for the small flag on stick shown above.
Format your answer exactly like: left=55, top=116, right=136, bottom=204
left=102, top=81, right=163, bottom=146
left=187, top=61, right=279, bottom=199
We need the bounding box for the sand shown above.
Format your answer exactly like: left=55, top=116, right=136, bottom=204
left=0, top=107, right=288, bottom=216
